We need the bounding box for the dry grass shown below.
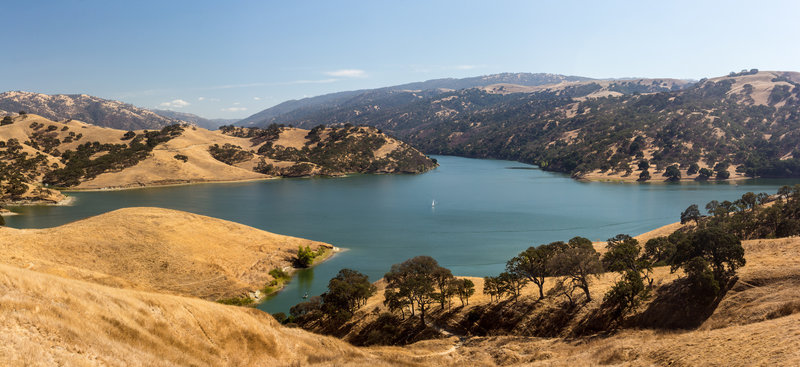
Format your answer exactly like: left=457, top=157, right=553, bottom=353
left=3, top=258, right=799, bottom=366
left=75, top=126, right=267, bottom=189
left=0, top=263, right=416, bottom=367
left=2, top=213, right=800, bottom=365
left=0, top=207, right=331, bottom=300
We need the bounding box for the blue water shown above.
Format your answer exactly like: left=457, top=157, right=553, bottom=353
left=5, top=156, right=797, bottom=313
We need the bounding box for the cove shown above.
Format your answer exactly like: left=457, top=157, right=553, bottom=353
left=5, top=156, right=798, bottom=314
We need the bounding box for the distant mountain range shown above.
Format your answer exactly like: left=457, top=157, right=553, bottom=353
left=151, top=109, right=236, bottom=130
left=237, top=70, right=800, bottom=180
left=0, top=91, right=182, bottom=130
left=236, top=72, right=594, bottom=127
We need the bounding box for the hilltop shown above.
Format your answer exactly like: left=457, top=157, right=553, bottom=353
left=0, top=114, right=436, bottom=203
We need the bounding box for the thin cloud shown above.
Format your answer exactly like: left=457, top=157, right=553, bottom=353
left=454, top=65, right=479, bottom=70
left=282, top=78, right=339, bottom=85
left=324, top=69, right=366, bottom=78
left=221, top=107, right=247, bottom=112
left=158, top=99, right=190, bottom=108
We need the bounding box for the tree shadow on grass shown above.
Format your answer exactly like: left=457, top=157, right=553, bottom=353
left=633, top=276, right=735, bottom=330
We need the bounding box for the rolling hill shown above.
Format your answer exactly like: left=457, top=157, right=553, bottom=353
left=0, top=114, right=436, bottom=203
left=0, top=207, right=331, bottom=301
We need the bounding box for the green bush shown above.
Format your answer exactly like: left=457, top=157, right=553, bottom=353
left=217, top=296, right=255, bottom=306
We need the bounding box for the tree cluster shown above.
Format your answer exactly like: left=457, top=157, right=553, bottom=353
left=486, top=237, right=603, bottom=305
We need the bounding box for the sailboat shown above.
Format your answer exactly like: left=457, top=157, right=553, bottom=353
left=432, top=199, right=436, bottom=207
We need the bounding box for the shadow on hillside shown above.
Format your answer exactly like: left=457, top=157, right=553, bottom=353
left=450, top=297, right=583, bottom=338
left=348, top=313, right=443, bottom=346
left=633, top=276, right=735, bottom=329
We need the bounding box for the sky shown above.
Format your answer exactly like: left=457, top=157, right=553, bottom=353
left=3, top=0, right=800, bottom=119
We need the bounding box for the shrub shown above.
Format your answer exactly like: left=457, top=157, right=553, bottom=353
left=173, top=154, right=188, bottom=162
left=217, top=296, right=255, bottom=306
left=638, top=169, right=650, bottom=181
left=208, top=143, right=253, bottom=165
left=272, top=312, right=288, bottom=323
left=296, top=245, right=317, bottom=267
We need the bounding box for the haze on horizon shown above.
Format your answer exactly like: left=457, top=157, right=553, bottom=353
left=4, top=0, right=800, bottom=119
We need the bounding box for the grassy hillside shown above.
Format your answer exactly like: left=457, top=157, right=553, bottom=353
left=0, top=207, right=331, bottom=301
left=0, top=114, right=436, bottom=203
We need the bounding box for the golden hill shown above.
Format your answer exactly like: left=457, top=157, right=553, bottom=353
left=0, top=114, right=436, bottom=203
left=0, top=263, right=398, bottom=366
left=2, top=254, right=799, bottom=366
left=0, top=207, right=331, bottom=300
left=1, top=210, right=799, bottom=365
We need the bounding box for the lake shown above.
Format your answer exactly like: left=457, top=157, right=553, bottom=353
left=5, top=156, right=798, bottom=314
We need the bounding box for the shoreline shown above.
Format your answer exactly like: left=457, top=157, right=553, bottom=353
left=65, top=177, right=277, bottom=193
left=2, top=195, right=76, bottom=209
left=577, top=173, right=754, bottom=184
left=247, top=245, right=345, bottom=307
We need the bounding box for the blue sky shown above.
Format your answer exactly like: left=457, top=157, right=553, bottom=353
left=4, top=0, right=800, bottom=119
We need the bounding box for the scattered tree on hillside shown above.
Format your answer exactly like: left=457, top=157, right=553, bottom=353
left=602, top=234, right=652, bottom=318
left=697, top=168, right=713, bottom=180
left=497, top=271, right=528, bottom=301
left=547, top=237, right=603, bottom=302
left=450, top=278, right=475, bottom=306
left=664, top=164, right=681, bottom=181
left=670, top=227, right=745, bottom=281
left=483, top=276, right=502, bottom=303
left=384, top=256, right=449, bottom=325
left=507, top=242, right=560, bottom=299
left=432, top=265, right=454, bottom=309
left=638, top=169, right=651, bottom=181
left=643, top=236, right=676, bottom=267
left=687, top=162, right=699, bottom=175
left=383, top=288, right=410, bottom=319
left=320, top=268, right=377, bottom=323
left=680, top=204, right=701, bottom=225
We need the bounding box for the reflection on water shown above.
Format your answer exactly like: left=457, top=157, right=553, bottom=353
left=5, top=155, right=799, bottom=314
